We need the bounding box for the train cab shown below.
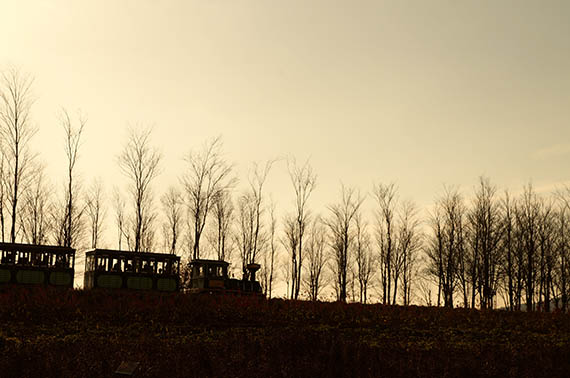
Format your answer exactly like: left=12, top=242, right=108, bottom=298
left=0, top=242, right=75, bottom=287
left=83, top=249, right=180, bottom=292
left=187, top=259, right=263, bottom=295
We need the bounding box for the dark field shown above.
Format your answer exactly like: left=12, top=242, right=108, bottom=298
left=1, top=287, right=569, bottom=378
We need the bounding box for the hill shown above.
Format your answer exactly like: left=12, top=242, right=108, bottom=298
left=1, top=287, right=569, bottom=377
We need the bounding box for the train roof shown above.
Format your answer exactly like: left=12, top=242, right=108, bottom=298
left=84, top=248, right=180, bottom=261
left=188, top=259, right=230, bottom=267
left=0, top=242, right=75, bottom=254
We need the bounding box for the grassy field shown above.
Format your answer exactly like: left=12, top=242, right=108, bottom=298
left=1, top=286, right=569, bottom=377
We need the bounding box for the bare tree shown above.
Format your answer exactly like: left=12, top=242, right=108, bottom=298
left=113, top=188, right=127, bottom=250
left=354, top=211, right=373, bottom=303
left=282, top=213, right=299, bottom=298
left=0, top=153, right=7, bottom=242
left=500, top=190, right=517, bottom=310
left=466, top=177, right=503, bottom=309
left=326, top=185, right=364, bottom=302
left=425, top=187, right=465, bottom=308
left=182, top=137, right=235, bottom=259
left=234, top=161, right=273, bottom=280
left=161, top=186, right=183, bottom=255
left=287, top=158, right=317, bottom=300
left=86, top=179, right=105, bottom=249
left=0, top=68, right=37, bottom=243
left=20, top=162, right=52, bottom=245
left=373, top=183, right=398, bottom=304
left=60, top=109, right=86, bottom=248
left=537, top=198, right=556, bottom=312
left=304, top=216, right=328, bottom=301
left=397, top=200, right=422, bottom=306
left=554, top=187, right=570, bottom=311
left=262, top=200, right=278, bottom=298
left=516, top=183, right=541, bottom=311
left=118, top=127, right=161, bottom=252
left=208, top=189, right=234, bottom=261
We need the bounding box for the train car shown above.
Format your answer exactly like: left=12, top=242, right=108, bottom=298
left=0, top=242, right=75, bottom=287
left=83, top=249, right=180, bottom=292
left=187, top=259, right=263, bottom=295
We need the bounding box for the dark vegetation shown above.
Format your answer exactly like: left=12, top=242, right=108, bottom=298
left=1, top=286, right=569, bottom=378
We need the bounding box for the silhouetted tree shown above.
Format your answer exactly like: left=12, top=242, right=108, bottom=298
left=161, top=186, right=183, bottom=255
left=287, top=158, right=316, bottom=300
left=426, top=187, right=465, bottom=308
left=554, top=187, right=570, bottom=310
left=0, top=68, right=37, bottom=243
left=326, top=185, right=364, bottom=302
left=305, top=216, right=328, bottom=301
left=234, top=161, right=273, bottom=279
left=537, top=198, right=556, bottom=312
left=182, top=137, right=235, bottom=259
left=467, top=177, right=503, bottom=309
left=373, top=183, right=398, bottom=304
left=0, top=153, right=7, bottom=242
left=398, top=200, right=422, bottom=306
left=282, top=213, right=299, bottom=298
left=261, top=199, right=278, bottom=298
left=118, top=127, right=161, bottom=252
left=208, top=189, right=234, bottom=261
left=500, top=190, right=517, bottom=310
left=59, top=109, right=86, bottom=248
left=516, top=183, right=540, bottom=311
left=113, top=188, right=127, bottom=250
left=20, top=162, right=51, bottom=245
left=354, top=211, right=373, bottom=303
left=86, top=179, right=105, bottom=249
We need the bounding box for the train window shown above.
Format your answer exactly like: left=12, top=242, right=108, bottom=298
left=124, top=259, right=134, bottom=272
left=87, top=255, right=95, bottom=271
left=111, top=258, right=122, bottom=272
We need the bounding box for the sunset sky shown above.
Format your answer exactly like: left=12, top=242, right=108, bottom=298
left=1, top=0, right=569, bottom=253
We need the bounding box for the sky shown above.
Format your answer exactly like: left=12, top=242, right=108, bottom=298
left=1, top=1, right=569, bottom=257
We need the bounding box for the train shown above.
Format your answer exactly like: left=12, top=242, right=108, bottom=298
left=0, top=242, right=263, bottom=295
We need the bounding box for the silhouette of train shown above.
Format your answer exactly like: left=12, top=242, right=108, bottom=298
left=0, top=242, right=263, bottom=295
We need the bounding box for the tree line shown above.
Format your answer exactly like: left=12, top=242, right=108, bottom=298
left=1, top=68, right=569, bottom=311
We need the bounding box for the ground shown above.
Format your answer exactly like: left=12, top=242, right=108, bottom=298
left=1, top=287, right=569, bottom=377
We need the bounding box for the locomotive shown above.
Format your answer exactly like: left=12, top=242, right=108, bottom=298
left=0, top=242, right=263, bottom=295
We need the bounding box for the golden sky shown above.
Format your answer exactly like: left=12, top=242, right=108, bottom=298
left=1, top=0, right=569, bottom=236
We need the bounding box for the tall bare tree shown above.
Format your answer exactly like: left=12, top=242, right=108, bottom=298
left=426, top=187, right=465, bottom=308
left=373, top=183, right=398, bottom=304
left=20, top=162, right=51, bottom=245
left=0, top=68, right=37, bottom=243
left=0, top=153, right=7, bottom=242
left=397, top=200, right=422, bottom=306
left=287, top=158, right=317, bottom=300
left=182, top=137, right=235, bottom=259
left=305, top=215, right=328, bottom=301
left=555, top=187, right=570, bottom=311
left=466, top=177, right=503, bottom=309
left=86, top=179, right=105, bottom=249
left=161, top=186, right=183, bottom=255
left=208, top=189, right=234, bottom=261
left=517, top=183, right=541, bottom=311
left=282, top=213, right=299, bottom=297
left=262, top=200, right=278, bottom=298
left=60, top=109, right=86, bottom=248
left=118, top=127, right=161, bottom=252
left=234, top=161, right=273, bottom=281
left=113, top=188, right=127, bottom=250
left=354, top=211, right=373, bottom=303
left=500, top=190, right=517, bottom=310
left=326, top=185, right=364, bottom=302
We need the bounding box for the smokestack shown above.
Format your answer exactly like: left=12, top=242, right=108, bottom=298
left=246, top=263, right=260, bottom=282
